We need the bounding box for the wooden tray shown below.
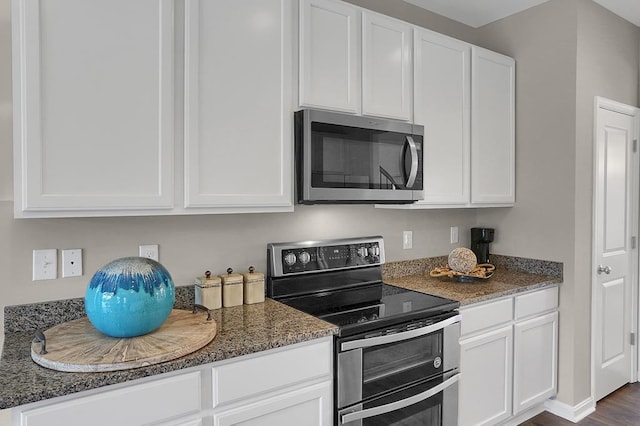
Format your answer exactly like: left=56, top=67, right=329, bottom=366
left=31, top=309, right=216, bottom=372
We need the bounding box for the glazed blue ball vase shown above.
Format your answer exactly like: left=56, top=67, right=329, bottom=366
left=85, top=257, right=175, bottom=338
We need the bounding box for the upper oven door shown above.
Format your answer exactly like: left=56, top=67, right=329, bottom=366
left=296, top=109, right=424, bottom=203
left=337, top=312, right=460, bottom=409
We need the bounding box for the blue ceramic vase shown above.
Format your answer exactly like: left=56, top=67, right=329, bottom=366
left=85, top=257, right=175, bottom=338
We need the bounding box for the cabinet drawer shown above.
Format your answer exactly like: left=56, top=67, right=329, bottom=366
left=212, top=339, right=332, bottom=406
left=515, top=286, right=558, bottom=320
left=20, top=372, right=201, bottom=426
left=461, top=297, right=513, bottom=337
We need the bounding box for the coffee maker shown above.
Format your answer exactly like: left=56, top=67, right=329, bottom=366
left=471, top=228, right=495, bottom=264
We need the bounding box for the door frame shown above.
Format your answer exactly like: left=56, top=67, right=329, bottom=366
left=590, top=96, right=639, bottom=403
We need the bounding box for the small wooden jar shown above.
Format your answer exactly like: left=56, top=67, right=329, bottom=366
left=194, top=271, right=222, bottom=310
left=242, top=266, right=265, bottom=305
left=221, top=268, right=244, bottom=307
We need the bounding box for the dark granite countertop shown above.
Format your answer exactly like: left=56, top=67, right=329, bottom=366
left=383, top=254, right=562, bottom=305
left=0, top=288, right=337, bottom=410
left=1, top=254, right=560, bottom=410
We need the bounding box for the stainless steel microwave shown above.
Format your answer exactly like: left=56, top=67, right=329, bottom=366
left=295, top=109, right=424, bottom=204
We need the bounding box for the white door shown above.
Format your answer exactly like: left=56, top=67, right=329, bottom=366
left=299, top=0, right=360, bottom=114
left=413, top=28, right=470, bottom=205
left=470, top=46, right=515, bottom=205
left=13, top=0, right=175, bottom=215
left=361, top=10, right=412, bottom=121
left=183, top=0, right=293, bottom=209
left=593, top=97, right=638, bottom=401
left=458, top=326, right=513, bottom=426
left=513, top=311, right=558, bottom=414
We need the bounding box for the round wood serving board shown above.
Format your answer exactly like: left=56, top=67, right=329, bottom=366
left=31, top=309, right=216, bottom=372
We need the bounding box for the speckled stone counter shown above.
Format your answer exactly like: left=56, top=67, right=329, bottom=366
left=0, top=286, right=337, bottom=409
left=383, top=254, right=562, bottom=305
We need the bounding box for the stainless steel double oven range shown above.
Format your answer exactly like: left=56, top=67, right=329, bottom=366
left=267, top=236, right=460, bottom=426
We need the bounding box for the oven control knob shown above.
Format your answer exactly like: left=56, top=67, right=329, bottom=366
left=299, top=251, right=311, bottom=265
left=284, top=253, right=297, bottom=266
left=358, top=247, right=368, bottom=257
left=368, top=247, right=376, bottom=257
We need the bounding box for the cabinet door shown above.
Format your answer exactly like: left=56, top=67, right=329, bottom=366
left=13, top=0, right=175, bottom=215
left=213, top=381, right=332, bottom=426
left=299, top=0, right=360, bottom=114
left=19, top=372, right=201, bottom=426
left=513, top=311, right=558, bottom=414
left=470, top=47, right=515, bottom=205
left=459, top=325, right=513, bottom=426
left=362, top=11, right=412, bottom=121
left=184, top=0, right=293, bottom=209
left=414, top=29, right=470, bottom=204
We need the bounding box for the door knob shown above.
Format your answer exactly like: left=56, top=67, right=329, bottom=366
left=597, top=265, right=612, bottom=274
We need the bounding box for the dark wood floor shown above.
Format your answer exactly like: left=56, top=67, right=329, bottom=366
left=520, top=382, right=640, bottom=425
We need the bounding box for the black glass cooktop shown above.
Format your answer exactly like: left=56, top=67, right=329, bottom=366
left=280, top=283, right=459, bottom=337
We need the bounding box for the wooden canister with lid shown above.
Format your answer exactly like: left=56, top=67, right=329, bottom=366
left=220, top=268, right=244, bottom=307
left=194, top=270, right=222, bottom=310
left=242, top=266, right=265, bottom=304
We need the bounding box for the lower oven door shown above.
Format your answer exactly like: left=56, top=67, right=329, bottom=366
left=337, top=312, right=460, bottom=409
left=338, top=369, right=459, bottom=426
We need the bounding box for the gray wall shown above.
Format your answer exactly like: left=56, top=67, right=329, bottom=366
left=476, top=0, right=640, bottom=407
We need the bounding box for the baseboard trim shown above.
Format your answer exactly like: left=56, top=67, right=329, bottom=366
left=544, top=396, right=595, bottom=423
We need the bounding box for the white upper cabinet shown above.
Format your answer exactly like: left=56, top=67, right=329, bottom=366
left=471, top=46, right=516, bottom=205
left=298, top=0, right=412, bottom=121
left=12, top=0, right=175, bottom=216
left=361, top=11, right=413, bottom=121
left=299, top=0, right=360, bottom=114
left=413, top=29, right=470, bottom=205
left=13, top=0, right=294, bottom=217
left=184, top=0, right=294, bottom=210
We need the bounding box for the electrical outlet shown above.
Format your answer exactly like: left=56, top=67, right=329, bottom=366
left=33, top=249, right=57, bottom=281
left=403, top=231, right=413, bottom=249
left=62, top=249, right=83, bottom=277
left=139, top=244, right=159, bottom=261
left=450, top=226, right=459, bottom=244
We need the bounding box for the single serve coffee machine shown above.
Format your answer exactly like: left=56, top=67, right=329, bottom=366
left=471, top=227, right=495, bottom=264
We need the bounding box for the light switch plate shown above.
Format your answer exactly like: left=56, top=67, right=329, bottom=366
left=33, top=249, right=57, bottom=281
left=62, top=249, right=83, bottom=277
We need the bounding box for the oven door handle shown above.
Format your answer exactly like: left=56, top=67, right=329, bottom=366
left=340, top=372, right=460, bottom=425
left=340, top=314, right=460, bottom=351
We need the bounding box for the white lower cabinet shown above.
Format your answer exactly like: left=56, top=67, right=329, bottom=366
left=13, top=338, right=333, bottom=426
left=17, top=372, right=203, bottom=426
left=460, top=325, right=513, bottom=426
left=212, top=382, right=332, bottom=426
left=513, top=311, right=558, bottom=415
left=458, top=286, right=558, bottom=426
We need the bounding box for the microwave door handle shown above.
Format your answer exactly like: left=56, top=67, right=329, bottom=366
left=341, top=314, right=460, bottom=351
left=404, top=135, right=419, bottom=189
left=340, top=373, right=460, bottom=425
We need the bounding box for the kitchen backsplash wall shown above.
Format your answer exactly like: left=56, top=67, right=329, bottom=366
left=0, top=200, right=477, bottom=347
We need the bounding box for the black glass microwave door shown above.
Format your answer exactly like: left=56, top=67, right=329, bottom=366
left=361, top=330, right=443, bottom=401
left=310, top=123, right=408, bottom=190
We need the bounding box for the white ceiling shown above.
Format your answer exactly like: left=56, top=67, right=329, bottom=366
left=403, top=0, right=640, bottom=28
